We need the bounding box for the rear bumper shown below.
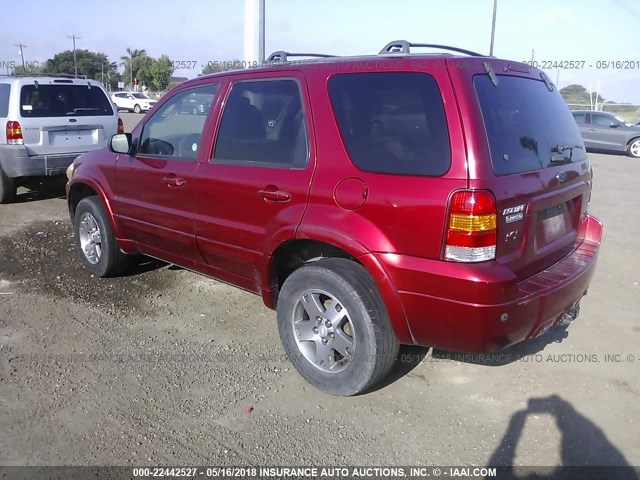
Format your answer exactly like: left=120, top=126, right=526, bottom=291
left=0, top=145, right=81, bottom=177
left=375, top=214, right=603, bottom=352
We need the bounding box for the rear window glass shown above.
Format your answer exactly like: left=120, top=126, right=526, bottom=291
left=20, top=84, right=114, bottom=117
left=0, top=84, right=10, bottom=117
left=475, top=75, right=586, bottom=176
left=328, top=72, right=451, bottom=176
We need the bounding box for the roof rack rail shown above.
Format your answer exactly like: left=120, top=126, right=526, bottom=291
left=266, top=51, right=336, bottom=63
left=379, top=40, right=485, bottom=57
left=0, top=72, right=87, bottom=79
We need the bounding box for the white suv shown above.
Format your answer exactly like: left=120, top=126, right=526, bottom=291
left=0, top=74, right=121, bottom=203
left=111, top=92, right=157, bottom=114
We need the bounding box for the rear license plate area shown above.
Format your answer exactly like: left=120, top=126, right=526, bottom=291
left=535, top=200, right=577, bottom=249
left=49, top=130, right=93, bottom=147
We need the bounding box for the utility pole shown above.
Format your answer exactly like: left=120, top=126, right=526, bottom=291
left=244, top=0, right=265, bottom=66
left=14, top=43, right=26, bottom=70
left=130, top=53, right=134, bottom=91
left=66, top=34, right=81, bottom=76
left=489, top=0, right=498, bottom=56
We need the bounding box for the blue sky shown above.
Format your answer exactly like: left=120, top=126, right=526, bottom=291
left=1, top=0, right=639, bottom=102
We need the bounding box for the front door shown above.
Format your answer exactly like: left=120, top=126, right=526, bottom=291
left=588, top=113, right=627, bottom=151
left=112, top=84, right=219, bottom=265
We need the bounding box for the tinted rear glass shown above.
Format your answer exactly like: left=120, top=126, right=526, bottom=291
left=572, top=112, right=587, bottom=124
left=0, top=84, right=10, bottom=117
left=328, top=72, right=451, bottom=176
left=475, top=75, right=586, bottom=176
left=20, top=84, right=114, bottom=117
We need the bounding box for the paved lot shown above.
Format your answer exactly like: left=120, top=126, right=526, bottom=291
left=121, top=111, right=144, bottom=133
left=0, top=152, right=638, bottom=467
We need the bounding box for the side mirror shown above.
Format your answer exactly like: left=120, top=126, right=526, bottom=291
left=610, top=122, right=620, bottom=128
left=109, top=133, right=132, bottom=154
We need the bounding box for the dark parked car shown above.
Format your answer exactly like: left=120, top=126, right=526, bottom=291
left=571, top=110, right=640, bottom=157
left=66, top=41, right=603, bottom=396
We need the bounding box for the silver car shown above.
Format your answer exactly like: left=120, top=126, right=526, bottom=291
left=571, top=110, right=640, bottom=158
left=0, top=74, right=120, bottom=203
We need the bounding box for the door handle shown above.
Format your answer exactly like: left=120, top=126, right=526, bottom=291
left=163, top=175, right=186, bottom=187
left=589, top=129, right=596, bottom=132
left=258, top=187, right=291, bottom=202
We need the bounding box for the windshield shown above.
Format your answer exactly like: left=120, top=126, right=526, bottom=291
left=475, top=75, right=586, bottom=175
left=132, top=93, right=150, bottom=99
left=20, top=84, right=114, bottom=117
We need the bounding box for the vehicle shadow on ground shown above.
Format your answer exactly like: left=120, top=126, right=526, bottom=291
left=488, top=395, right=638, bottom=480
left=368, top=324, right=572, bottom=392
left=15, top=177, right=67, bottom=203
left=369, top=345, right=431, bottom=392
left=430, top=324, right=571, bottom=367
left=118, top=256, right=169, bottom=277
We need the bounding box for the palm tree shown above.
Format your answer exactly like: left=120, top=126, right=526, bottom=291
left=120, top=48, right=147, bottom=88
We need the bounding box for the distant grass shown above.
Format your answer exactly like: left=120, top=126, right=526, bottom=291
left=605, top=106, right=640, bottom=123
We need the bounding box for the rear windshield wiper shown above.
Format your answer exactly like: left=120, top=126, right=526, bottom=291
left=66, top=107, right=100, bottom=115
left=550, top=144, right=582, bottom=164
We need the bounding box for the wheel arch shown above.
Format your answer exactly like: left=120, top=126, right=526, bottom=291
left=263, top=238, right=414, bottom=344
left=627, top=136, right=640, bottom=157
left=67, top=179, right=125, bottom=240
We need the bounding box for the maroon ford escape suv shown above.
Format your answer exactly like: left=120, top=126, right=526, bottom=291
left=66, top=41, right=603, bottom=396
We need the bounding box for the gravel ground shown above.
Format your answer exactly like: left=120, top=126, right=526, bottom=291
left=0, top=152, right=638, bottom=468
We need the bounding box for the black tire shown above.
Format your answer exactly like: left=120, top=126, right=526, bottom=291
left=74, top=196, right=128, bottom=277
left=277, top=258, right=399, bottom=396
left=133, top=104, right=141, bottom=114
left=627, top=137, right=640, bottom=158
left=0, top=166, right=17, bottom=204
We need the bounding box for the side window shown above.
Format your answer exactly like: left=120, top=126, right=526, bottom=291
left=0, top=84, right=10, bottom=117
left=591, top=114, right=614, bottom=126
left=328, top=72, right=451, bottom=176
left=213, top=79, right=308, bottom=168
left=572, top=112, right=587, bottom=124
left=138, top=84, right=218, bottom=160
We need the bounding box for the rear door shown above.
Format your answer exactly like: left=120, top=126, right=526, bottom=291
left=454, top=62, right=593, bottom=280
left=112, top=84, right=218, bottom=265
left=194, top=73, right=314, bottom=292
left=18, top=81, right=117, bottom=155
left=571, top=111, right=593, bottom=148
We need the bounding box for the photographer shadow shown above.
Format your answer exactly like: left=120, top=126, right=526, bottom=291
left=488, top=395, right=637, bottom=480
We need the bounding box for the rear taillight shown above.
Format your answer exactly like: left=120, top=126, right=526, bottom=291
left=445, top=190, right=497, bottom=263
left=6, top=121, right=24, bottom=145
left=117, top=118, right=124, bottom=134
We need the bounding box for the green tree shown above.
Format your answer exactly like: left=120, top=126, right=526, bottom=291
left=39, top=49, right=120, bottom=88
left=14, top=64, right=45, bottom=75
left=560, top=84, right=604, bottom=107
left=138, top=54, right=173, bottom=91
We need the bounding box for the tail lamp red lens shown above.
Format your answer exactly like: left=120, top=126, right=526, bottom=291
left=445, top=190, right=497, bottom=262
left=6, top=121, right=24, bottom=145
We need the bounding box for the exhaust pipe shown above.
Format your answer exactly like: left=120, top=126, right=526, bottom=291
left=558, top=303, right=581, bottom=327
